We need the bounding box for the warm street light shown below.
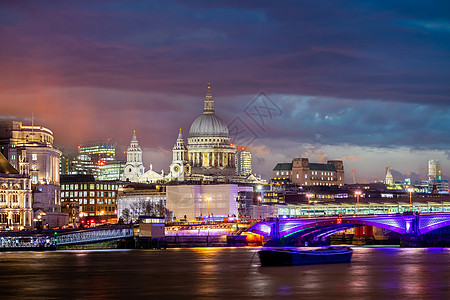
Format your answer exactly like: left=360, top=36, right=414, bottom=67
left=355, top=191, right=362, bottom=214
left=407, top=188, right=414, bottom=211
left=205, top=196, right=211, bottom=221
left=306, top=193, right=313, bottom=217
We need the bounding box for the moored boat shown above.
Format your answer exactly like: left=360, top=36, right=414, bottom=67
left=258, top=246, right=353, bottom=266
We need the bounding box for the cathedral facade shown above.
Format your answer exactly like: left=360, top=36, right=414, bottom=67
left=169, top=84, right=237, bottom=181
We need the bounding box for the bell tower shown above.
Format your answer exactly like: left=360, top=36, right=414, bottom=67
left=170, top=129, right=190, bottom=181
left=121, top=131, right=145, bottom=181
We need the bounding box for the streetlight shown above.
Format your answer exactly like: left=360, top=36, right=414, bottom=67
left=355, top=191, right=362, bottom=214
left=257, top=196, right=261, bottom=220
left=407, top=188, right=414, bottom=211
left=205, top=196, right=211, bottom=221
left=306, top=193, right=313, bottom=218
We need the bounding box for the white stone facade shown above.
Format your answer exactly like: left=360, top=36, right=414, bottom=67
left=122, top=131, right=145, bottom=181
left=0, top=173, right=33, bottom=230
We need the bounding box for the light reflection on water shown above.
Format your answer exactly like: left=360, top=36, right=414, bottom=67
left=0, top=247, right=448, bottom=299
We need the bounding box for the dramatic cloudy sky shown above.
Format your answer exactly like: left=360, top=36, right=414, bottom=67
left=1, top=1, right=449, bottom=182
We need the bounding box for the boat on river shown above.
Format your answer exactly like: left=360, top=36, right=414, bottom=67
left=258, top=246, right=353, bottom=266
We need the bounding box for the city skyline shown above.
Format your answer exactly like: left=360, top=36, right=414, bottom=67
left=1, top=1, right=449, bottom=182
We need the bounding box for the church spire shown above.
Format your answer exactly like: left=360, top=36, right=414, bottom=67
left=203, top=82, right=214, bottom=114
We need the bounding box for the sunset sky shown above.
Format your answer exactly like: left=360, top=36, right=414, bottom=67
left=1, top=1, right=449, bottom=182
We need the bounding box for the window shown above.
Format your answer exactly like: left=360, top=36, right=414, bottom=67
left=305, top=173, right=307, bottom=179
left=90, top=199, right=95, bottom=204
left=32, top=175, right=37, bottom=184
left=276, top=172, right=279, bottom=176
left=32, top=153, right=37, bottom=161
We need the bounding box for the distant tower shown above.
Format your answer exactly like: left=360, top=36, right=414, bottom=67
left=169, top=129, right=191, bottom=181
left=122, top=131, right=144, bottom=181
left=428, top=159, right=442, bottom=182
left=385, top=167, right=394, bottom=185
left=236, top=147, right=252, bottom=176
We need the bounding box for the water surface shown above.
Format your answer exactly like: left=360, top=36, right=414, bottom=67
left=0, top=247, right=449, bottom=299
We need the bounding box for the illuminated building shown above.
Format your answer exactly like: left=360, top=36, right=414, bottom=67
left=117, top=183, right=166, bottom=222
left=60, top=174, right=120, bottom=222
left=169, top=84, right=237, bottom=181
left=99, top=160, right=125, bottom=181
left=122, top=131, right=145, bottom=181
left=236, top=147, right=252, bottom=176
left=0, top=152, right=33, bottom=230
left=385, top=168, right=394, bottom=185
left=166, top=184, right=244, bottom=221
left=63, top=140, right=124, bottom=181
left=272, top=158, right=344, bottom=187
left=78, top=140, right=115, bottom=162
left=428, top=159, right=442, bottom=181
left=0, top=120, right=67, bottom=228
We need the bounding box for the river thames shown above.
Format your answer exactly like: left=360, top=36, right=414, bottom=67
left=0, top=247, right=449, bottom=299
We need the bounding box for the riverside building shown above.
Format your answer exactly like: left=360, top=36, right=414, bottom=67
left=272, top=157, right=344, bottom=187
left=0, top=120, right=67, bottom=227
left=0, top=152, right=33, bottom=230
left=60, top=174, right=120, bottom=223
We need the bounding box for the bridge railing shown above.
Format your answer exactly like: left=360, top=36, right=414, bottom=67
left=56, top=227, right=134, bottom=245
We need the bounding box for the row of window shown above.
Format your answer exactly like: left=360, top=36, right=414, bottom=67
left=61, top=191, right=116, bottom=198
left=0, top=193, right=19, bottom=202
left=61, top=184, right=119, bottom=191
left=275, top=171, right=336, bottom=177
left=0, top=213, right=21, bottom=223
left=80, top=206, right=115, bottom=212
left=61, top=198, right=116, bottom=205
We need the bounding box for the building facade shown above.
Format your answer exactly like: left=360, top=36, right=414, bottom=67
left=166, top=184, right=245, bottom=221
left=0, top=120, right=67, bottom=227
left=272, top=158, right=344, bottom=187
left=0, top=152, right=33, bottom=230
left=60, top=175, right=120, bottom=223
left=236, top=148, right=252, bottom=176
left=117, top=183, right=166, bottom=222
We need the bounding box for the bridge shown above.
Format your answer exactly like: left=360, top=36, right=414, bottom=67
left=0, top=226, right=134, bottom=250
left=56, top=227, right=134, bottom=246
left=244, top=213, right=450, bottom=244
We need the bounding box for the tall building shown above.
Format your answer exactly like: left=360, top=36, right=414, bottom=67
left=78, top=140, right=116, bottom=162
left=236, top=147, right=252, bottom=176
left=272, top=158, right=344, bottom=187
left=0, top=152, right=33, bottom=230
left=122, top=131, right=145, bottom=181
left=0, top=120, right=67, bottom=227
left=62, top=140, right=124, bottom=181
left=428, top=159, right=442, bottom=181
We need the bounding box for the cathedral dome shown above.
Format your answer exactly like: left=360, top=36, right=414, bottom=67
left=188, top=113, right=229, bottom=138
